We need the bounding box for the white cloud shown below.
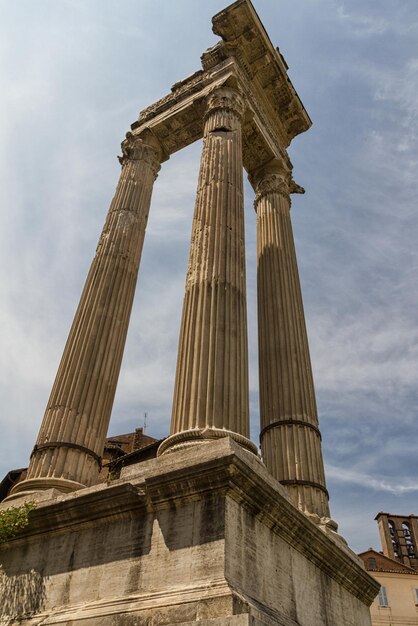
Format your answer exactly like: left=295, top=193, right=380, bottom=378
left=328, top=463, right=418, bottom=494
left=336, top=6, right=390, bottom=37
left=373, top=57, right=418, bottom=162
left=336, top=1, right=418, bottom=39
left=310, top=311, right=418, bottom=393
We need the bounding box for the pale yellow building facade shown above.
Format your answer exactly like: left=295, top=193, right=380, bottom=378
left=368, top=569, right=418, bottom=626
left=360, top=512, right=418, bottom=626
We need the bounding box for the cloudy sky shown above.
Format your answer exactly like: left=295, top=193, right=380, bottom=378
left=1, top=0, right=417, bottom=553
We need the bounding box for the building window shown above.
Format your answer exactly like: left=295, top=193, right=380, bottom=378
left=367, top=557, right=377, bottom=569
left=415, top=588, right=418, bottom=605
left=378, top=586, right=389, bottom=608
left=402, top=522, right=416, bottom=558
left=388, top=520, right=401, bottom=558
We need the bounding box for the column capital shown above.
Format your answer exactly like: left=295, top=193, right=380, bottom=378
left=252, top=161, right=290, bottom=205
left=118, top=131, right=163, bottom=177
left=205, top=86, right=246, bottom=123
left=250, top=159, right=305, bottom=206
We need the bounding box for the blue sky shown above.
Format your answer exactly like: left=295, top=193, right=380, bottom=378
left=0, top=0, right=417, bottom=553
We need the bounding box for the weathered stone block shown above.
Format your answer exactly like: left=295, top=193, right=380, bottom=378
left=0, top=439, right=377, bottom=626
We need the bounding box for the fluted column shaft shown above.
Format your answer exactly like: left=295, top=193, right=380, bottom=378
left=159, top=87, right=256, bottom=456
left=253, top=161, right=330, bottom=518
left=11, top=131, right=162, bottom=496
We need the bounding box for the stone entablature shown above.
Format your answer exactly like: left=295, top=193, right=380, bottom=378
left=131, top=0, right=311, bottom=175
left=134, top=0, right=310, bottom=163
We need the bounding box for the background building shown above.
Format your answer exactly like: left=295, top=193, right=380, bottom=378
left=0, top=426, right=160, bottom=500
left=359, top=513, right=418, bottom=625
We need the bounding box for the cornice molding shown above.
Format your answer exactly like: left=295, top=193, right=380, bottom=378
left=130, top=0, right=311, bottom=162
left=211, top=0, right=311, bottom=144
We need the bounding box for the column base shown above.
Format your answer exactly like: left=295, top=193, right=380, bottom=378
left=158, top=428, right=258, bottom=457
left=5, top=476, right=86, bottom=501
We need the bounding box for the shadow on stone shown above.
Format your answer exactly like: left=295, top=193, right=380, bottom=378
left=157, top=492, right=225, bottom=551
left=0, top=566, right=46, bottom=624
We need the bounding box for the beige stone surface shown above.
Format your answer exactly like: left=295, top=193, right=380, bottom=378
left=163, top=87, right=256, bottom=455
left=0, top=439, right=378, bottom=626
left=10, top=131, right=163, bottom=498
left=249, top=159, right=329, bottom=520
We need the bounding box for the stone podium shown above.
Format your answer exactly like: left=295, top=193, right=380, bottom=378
left=0, top=1, right=379, bottom=625
left=0, top=439, right=377, bottom=626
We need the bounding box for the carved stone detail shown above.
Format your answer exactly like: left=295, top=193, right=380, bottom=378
left=254, top=171, right=290, bottom=204
left=118, top=131, right=162, bottom=177
left=205, top=86, right=245, bottom=121
left=289, top=180, right=305, bottom=195
left=138, top=70, right=205, bottom=125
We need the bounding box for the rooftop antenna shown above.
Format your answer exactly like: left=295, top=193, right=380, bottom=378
left=143, top=411, right=147, bottom=434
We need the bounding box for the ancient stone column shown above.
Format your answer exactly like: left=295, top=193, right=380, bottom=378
left=251, top=159, right=330, bottom=519
left=159, top=86, right=257, bottom=456
left=10, top=131, right=163, bottom=497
